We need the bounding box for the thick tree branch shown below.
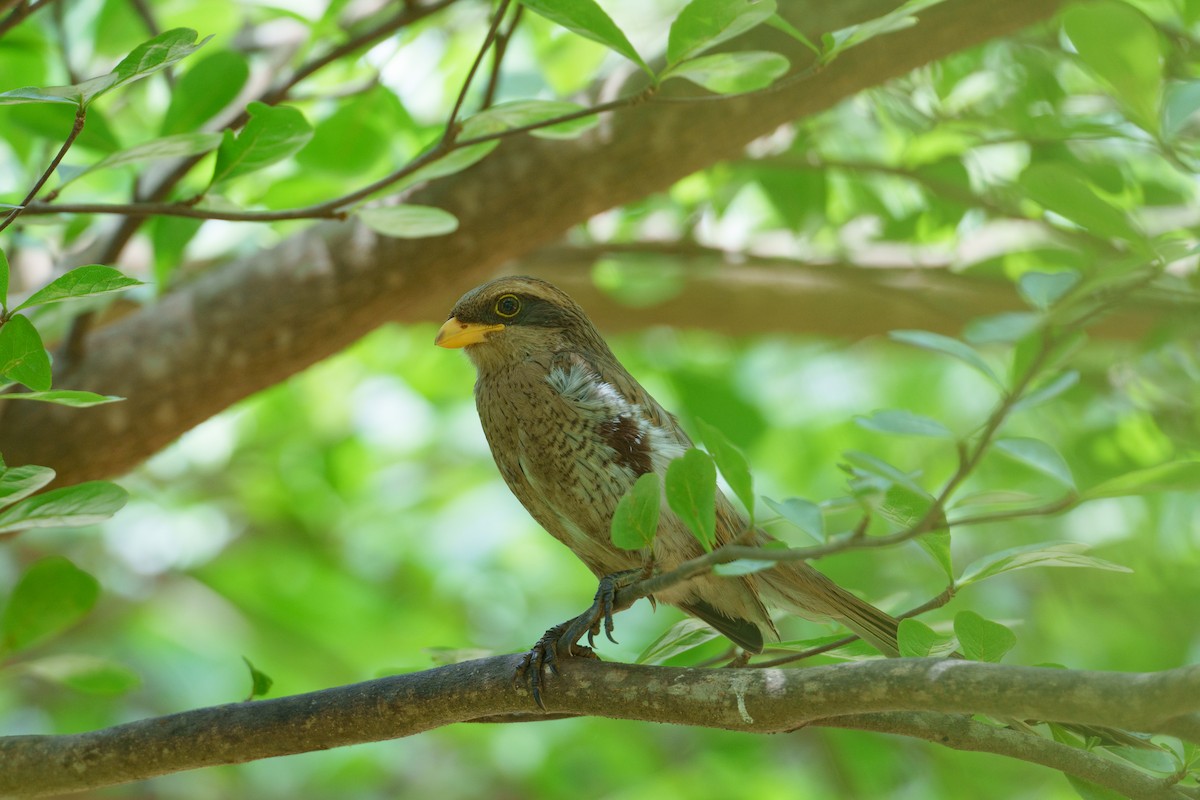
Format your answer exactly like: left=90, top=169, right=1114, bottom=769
left=0, top=0, right=1068, bottom=483
left=2, top=658, right=1195, bottom=798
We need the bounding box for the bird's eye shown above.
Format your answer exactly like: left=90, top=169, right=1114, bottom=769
left=494, top=294, right=521, bottom=318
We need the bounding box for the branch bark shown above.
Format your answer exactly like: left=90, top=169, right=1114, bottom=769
left=2, top=657, right=1196, bottom=798
left=0, top=0, right=1067, bottom=483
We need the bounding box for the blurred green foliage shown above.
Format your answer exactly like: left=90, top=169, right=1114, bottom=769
left=1, top=0, right=1199, bottom=797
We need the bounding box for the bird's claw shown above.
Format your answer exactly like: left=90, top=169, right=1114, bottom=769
left=515, top=569, right=645, bottom=709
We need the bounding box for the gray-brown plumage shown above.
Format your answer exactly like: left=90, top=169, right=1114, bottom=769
left=436, top=276, right=901, bottom=668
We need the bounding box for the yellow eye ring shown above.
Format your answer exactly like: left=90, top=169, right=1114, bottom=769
left=494, top=294, right=521, bottom=318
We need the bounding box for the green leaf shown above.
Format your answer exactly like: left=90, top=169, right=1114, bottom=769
left=764, top=13, right=819, bottom=55
left=19, top=654, right=140, bottom=695
left=518, top=0, right=650, bottom=74
left=69, top=133, right=222, bottom=184
left=696, top=418, right=755, bottom=522
left=210, top=102, right=313, bottom=185
left=243, top=656, right=274, bottom=699
left=1063, top=1, right=1161, bottom=130
left=0, top=86, right=82, bottom=106
left=889, top=329, right=1002, bottom=389
left=953, top=610, right=1016, bottom=663
left=822, top=0, right=943, bottom=63
left=1019, top=163, right=1140, bottom=242
left=916, top=528, right=953, bottom=581
left=1018, top=270, right=1080, bottom=311
left=1082, top=461, right=1200, bottom=499
left=712, top=558, right=776, bottom=576
left=1012, top=371, right=1079, bottom=413
left=610, top=472, right=661, bottom=550
left=14, top=265, right=142, bottom=312
left=994, top=437, right=1075, bottom=489
left=897, top=618, right=955, bottom=658
left=0, top=390, right=124, bottom=407
left=958, top=542, right=1132, bottom=587
left=662, top=51, right=789, bottom=95
left=109, top=29, right=212, bottom=101
left=465, top=100, right=598, bottom=140
left=762, top=496, right=823, bottom=541
left=666, top=449, right=717, bottom=550
left=842, top=450, right=926, bottom=495
left=1163, top=80, right=1200, bottom=139
left=357, top=206, right=459, bottom=239
left=636, top=618, right=722, bottom=665
left=855, top=409, right=952, bottom=438
left=0, top=480, right=128, bottom=534
left=0, top=315, right=51, bottom=391
left=161, top=50, right=249, bottom=135
left=666, top=0, right=777, bottom=65
left=962, top=312, right=1041, bottom=345
left=0, top=464, right=55, bottom=508
left=0, top=248, right=9, bottom=309
left=2, top=557, right=100, bottom=652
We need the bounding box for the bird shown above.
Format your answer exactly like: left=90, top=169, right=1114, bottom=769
left=436, top=275, right=901, bottom=702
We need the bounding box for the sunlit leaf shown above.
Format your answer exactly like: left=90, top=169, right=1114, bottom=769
left=822, top=0, right=945, bottom=63
left=0, top=480, right=129, bottom=534
left=2, top=557, right=100, bottom=652
left=466, top=100, right=598, bottom=140
left=958, top=542, right=1132, bottom=587
left=1019, top=163, right=1141, bottom=242
left=667, top=0, right=777, bottom=65
left=897, top=618, right=955, bottom=658
left=762, top=496, right=823, bottom=542
left=917, top=528, right=953, bottom=581
left=636, top=618, right=722, bottom=664
left=696, top=418, right=755, bottom=522
left=666, top=449, right=717, bottom=550
left=161, top=50, right=249, bottom=135
left=1063, top=1, right=1161, bottom=130
left=889, top=329, right=1002, bottom=388
left=14, top=265, right=142, bottom=312
left=611, top=472, right=660, bottom=550
left=68, top=133, right=222, bottom=184
left=662, top=51, right=789, bottom=95
left=963, top=312, right=1041, bottom=345
left=713, top=558, right=776, bottom=576
left=1018, top=271, right=1080, bottom=310
left=0, top=390, right=124, bottom=407
left=211, top=102, right=313, bottom=185
left=954, top=610, right=1016, bottom=663
left=357, top=206, right=459, bottom=239
left=855, top=409, right=952, bottom=438
left=1082, top=461, right=1200, bottom=499
left=994, top=437, right=1075, bottom=489
left=0, top=315, right=51, bottom=391
left=0, top=464, right=55, bottom=508
left=518, top=0, right=650, bottom=74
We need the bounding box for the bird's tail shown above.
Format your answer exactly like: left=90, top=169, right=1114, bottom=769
left=757, top=560, right=901, bottom=657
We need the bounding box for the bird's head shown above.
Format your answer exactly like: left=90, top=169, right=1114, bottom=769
left=435, top=276, right=610, bottom=369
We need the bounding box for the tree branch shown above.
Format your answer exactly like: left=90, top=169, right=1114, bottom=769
left=2, top=657, right=1195, bottom=798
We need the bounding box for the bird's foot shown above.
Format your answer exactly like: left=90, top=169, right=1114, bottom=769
left=515, top=569, right=646, bottom=709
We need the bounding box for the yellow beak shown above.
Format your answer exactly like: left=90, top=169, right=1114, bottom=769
left=435, top=317, right=505, bottom=348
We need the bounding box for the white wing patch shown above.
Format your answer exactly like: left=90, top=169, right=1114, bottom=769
left=545, top=361, right=627, bottom=414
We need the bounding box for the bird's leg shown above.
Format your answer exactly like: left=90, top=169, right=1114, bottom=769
left=516, top=568, right=646, bottom=709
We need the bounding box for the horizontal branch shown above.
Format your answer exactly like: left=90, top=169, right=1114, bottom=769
left=2, top=657, right=1196, bottom=798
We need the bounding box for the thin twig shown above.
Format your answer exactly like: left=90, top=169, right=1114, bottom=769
left=482, top=4, right=522, bottom=109
left=443, top=0, right=512, bottom=144
left=0, top=0, right=57, bottom=39
left=0, top=104, right=85, bottom=235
